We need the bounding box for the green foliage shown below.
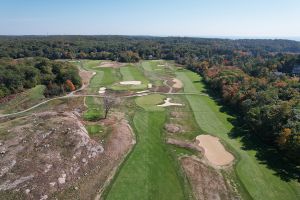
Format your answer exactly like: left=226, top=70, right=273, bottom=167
left=177, top=70, right=300, bottom=200
left=0, top=58, right=81, bottom=98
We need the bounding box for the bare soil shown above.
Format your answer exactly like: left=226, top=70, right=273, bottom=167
left=167, top=138, right=203, bottom=152
left=54, top=113, right=134, bottom=200
left=0, top=111, right=103, bottom=199
left=79, top=69, right=95, bottom=86
left=172, top=78, right=183, bottom=89
left=164, top=124, right=182, bottom=133
left=98, top=62, right=126, bottom=68
left=0, top=111, right=134, bottom=200
left=181, top=156, right=237, bottom=200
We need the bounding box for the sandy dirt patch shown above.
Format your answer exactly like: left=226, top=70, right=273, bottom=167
left=148, top=83, right=153, bottom=89
left=181, top=156, right=236, bottom=200
left=120, top=81, right=141, bottom=85
left=136, top=90, right=149, bottom=94
left=157, top=98, right=183, bottom=107
left=98, top=62, right=126, bottom=68
left=79, top=70, right=95, bottom=85
left=42, top=112, right=135, bottom=200
left=172, top=78, right=183, bottom=89
left=98, top=87, right=106, bottom=94
left=196, top=135, right=234, bottom=167
left=167, top=138, right=203, bottom=152
left=164, top=124, right=182, bottom=133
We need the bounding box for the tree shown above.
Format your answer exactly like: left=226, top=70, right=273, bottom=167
left=65, top=79, right=76, bottom=91
left=103, top=95, right=118, bottom=119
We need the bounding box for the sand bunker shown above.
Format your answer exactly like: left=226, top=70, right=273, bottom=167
left=157, top=98, right=183, bottom=107
left=98, top=87, right=106, bottom=94
left=98, top=61, right=125, bottom=68
left=196, top=135, right=234, bottom=167
left=148, top=83, right=153, bottom=89
left=157, top=64, right=165, bottom=67
left=136, top=90, right=149, bottom=94
left=172, top=78, right=183, bottom=89
left=120, top=81, right=141, bottom=85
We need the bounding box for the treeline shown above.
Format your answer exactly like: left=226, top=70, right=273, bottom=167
left=0, top=58, right=81, bottom=98
left=186, top=59, right=300, bottom=163
left=0, top=36, right=300, bottom=63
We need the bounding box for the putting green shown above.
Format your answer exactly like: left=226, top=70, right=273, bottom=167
left=135, top=94, right=165, bottom=111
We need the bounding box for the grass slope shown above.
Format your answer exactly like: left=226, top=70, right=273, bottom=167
left=0, top=85, right=45, bottom=114
left=105, top=110, right=187, bottom=200
left=176, top=70, right=300, bottom=200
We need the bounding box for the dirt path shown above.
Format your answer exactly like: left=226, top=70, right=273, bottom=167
left=0, top=92, right=209, bottom=118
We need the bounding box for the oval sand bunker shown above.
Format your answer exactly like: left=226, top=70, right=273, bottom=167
left=196, top=135, right=234, bottom=166
left=120, top=81, right=141, bottom=85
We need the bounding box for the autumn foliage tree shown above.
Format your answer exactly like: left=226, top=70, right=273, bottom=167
left=65, top=79, right=76, bottom=91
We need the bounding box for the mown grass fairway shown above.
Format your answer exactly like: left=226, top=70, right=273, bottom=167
left=105, top=110, right=188, bottom=200
left=176, top=70, right=300, bottom=200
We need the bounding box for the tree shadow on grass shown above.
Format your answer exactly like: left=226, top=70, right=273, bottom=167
left=191, top=72, right=300, bottom=182
left=202, top=80, right=300, bottom=182
left=227, top=115, right=300, bottom=183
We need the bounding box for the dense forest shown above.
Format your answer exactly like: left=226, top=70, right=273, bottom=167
left=0, top=35, right=299, bottom=163
left=0, top=58, right=81, bottom=99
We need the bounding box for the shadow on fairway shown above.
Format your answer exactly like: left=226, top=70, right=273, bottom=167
left=197, top=76, right=300, bottom=183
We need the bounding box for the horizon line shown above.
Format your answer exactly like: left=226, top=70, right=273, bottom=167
left=0, top=34, right=299, bottom=41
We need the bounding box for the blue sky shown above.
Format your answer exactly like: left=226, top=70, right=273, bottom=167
left=0, top=0, right=300, bottom=38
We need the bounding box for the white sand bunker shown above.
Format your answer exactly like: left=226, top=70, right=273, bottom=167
left=157, top=64, right=165, bottom=67
left=148, top=83, right=153, bottom=89
left=99, top=87, right=106, bottom=94
left=196, top=135, right=234, bottom=167
left=172, top=78, right=183, bottom=89
left=93, top=72, right=96, bottom=75
left=136, top=90, right=149, bottom=94
left=120, top=81, right=141, bottom=85
left=157, top=98, right=183, bottom=107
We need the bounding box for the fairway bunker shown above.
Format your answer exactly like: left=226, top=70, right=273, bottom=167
left=172, top=78, right=183, bottom=89
left=119, top=81, right=141, bottom=85
left=99, top=87, right=106, bottom=94
left=196, top=135, right=234, bottom=167
left=157, top=98, right=183, bottom=107
left=98, top=61, right=125, bottom=68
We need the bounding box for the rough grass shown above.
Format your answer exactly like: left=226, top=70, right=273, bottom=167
left=176, top=70, right=300, bottom=200
left=83, top=97, right=103, bottom=121
left=0, top=85, right=45, bottom=114
left=135, top=94, right=165, bottom=111
left=105, top=110, right=188, bottom=200
left=86, top=124, right=104, bottom=136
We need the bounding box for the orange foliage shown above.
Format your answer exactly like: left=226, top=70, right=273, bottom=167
left=277, top=128, right=292, bottom=145
left=274, top=81, right=288, bottom=88
left=66, top=80, right=76, bottom=91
